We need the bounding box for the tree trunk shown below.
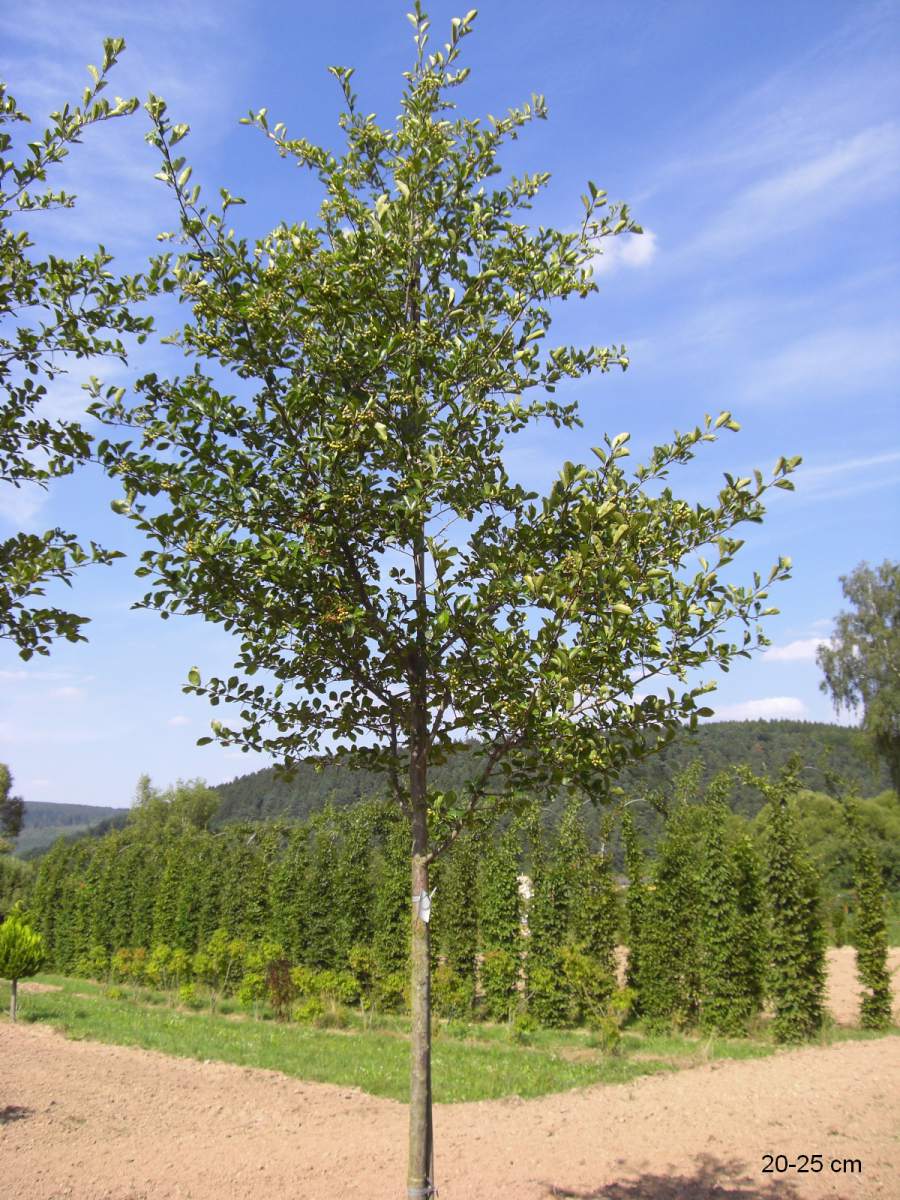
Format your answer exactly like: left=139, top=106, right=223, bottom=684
left=10, top=977, right=17, bottom=1022
left=407, top=798, right=433, bottom=1198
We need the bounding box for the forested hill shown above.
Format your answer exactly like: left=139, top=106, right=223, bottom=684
left=15, top=720, right=888, bottom=859
left=214, top=720, right=889, bottom=827
left=15, top=801, right=126, bottom=856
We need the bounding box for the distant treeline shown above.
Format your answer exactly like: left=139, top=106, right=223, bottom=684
left=15, top=720, right=892, bottom=861
left=212, top=720, right=890, bottom=832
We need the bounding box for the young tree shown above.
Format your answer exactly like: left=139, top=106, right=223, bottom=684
left=621, top=806, right=647, bottom=1006
left=95, top=8, right=798, bottom=1192
left=749, top=765, right=826, bottom=1043
left=0, top=42, right=150, bottom=658
left=0, top=906, right=46, bottom=1020
left=842, top=791, right=893, bottom=1030
left=817, top=561, right=900, bottom=791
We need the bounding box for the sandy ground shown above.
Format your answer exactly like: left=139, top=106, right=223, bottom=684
left=2, top=948, right=898, bottom=1200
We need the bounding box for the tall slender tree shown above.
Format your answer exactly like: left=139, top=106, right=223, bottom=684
left=817, top=561, right=900, bottom=791
left=748, top=764, right=826, bottom=1043
left=95, top=8, right=798, bottom=1192
left=842, top=789, right=893, bottom=1030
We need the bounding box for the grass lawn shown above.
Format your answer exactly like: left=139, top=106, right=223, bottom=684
left=1, top=974, right=893, bottom=1104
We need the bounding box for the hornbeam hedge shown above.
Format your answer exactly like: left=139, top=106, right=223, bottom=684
left=21, top=772, right=882, bottom=1038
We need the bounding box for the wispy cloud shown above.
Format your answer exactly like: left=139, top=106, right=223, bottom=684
left=790, top=448, right=900, bottom=505
left=709, top=696, right=808, bottom=721
left=740, top=323, right=900, bottom=406
left=684, top=124, right=900, bottom=265
left=167, top=714, right=191, bottom=727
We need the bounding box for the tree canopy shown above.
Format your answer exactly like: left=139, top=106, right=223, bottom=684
left=0, top=40, right=150, bottom=658
left=818, top=560, right=900, bottom=791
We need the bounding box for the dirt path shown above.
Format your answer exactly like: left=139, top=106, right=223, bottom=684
left=2, top=1019, right=897, bottom=1200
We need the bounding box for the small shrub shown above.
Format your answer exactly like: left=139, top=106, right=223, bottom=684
left=293, top=995, right=325, bottom=1023
left=0, top=907, right=45, bottom=1022
left=527, top=956, right=570, bottom=1027
left=74, top=944, right=109, bottom=982
left=178, top=982, right=200, bottom=1008
left=585, top=987, right=634, bottom=1054
left=510, top=1010, right=538, bottom=1044
left=348, top=943, right=377, bottom=1011
left=480, top=949, right=518, bottom=1022
left=313, top=1005, right=351, bottom=1030
left=266, top=959, right=297, bottom=1021
left=560, top=945, right=615, bottom=1028
left=432, top=963, right=474, bottom=1020
left=316, top=968, right=359, bottom=1007
left=375, top=970, right=408, bottom=1013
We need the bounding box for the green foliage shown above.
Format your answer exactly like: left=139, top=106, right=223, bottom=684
left=192, top=929, right=246, bottom=1010
left=818, top=561, right=900, bottom=791
left=629, top=770, right=767, bottom=1036
left=753, top=765, right=826, bottom=1043
left=237, top=939, right=284, bottom=1015
left=843, top=794, right=893, bottom=1030
left=372, top=814, right=410, bottom=984
left=697, top=787, right=761, bottom=1034
left=621, top=807, right=646, bottom=1004
left=0, top=852, right=31, bottom=919
left=0, top=906, right=45, bottom=981
left=0, top=764, right=24, bottom=851
left=433, top=830, right=479, bottom=1013
left=0, top=43, right=151, bottom=657
left=730, top=835, right=766, bottom=1019
left=477, top=824, right=522, bottom=1020
left=207, top=721, right=890, bottom=834
left=639, top=802, right=704, bottom=1029
left=524, top=807, right=569, bottom=1027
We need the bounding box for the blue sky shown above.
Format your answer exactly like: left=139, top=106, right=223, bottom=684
left=1, top=1, right=898, bottom=809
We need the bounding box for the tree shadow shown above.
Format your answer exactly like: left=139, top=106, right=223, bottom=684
left=0, top=1105, right=33, bottom=1125
left=541, top=1154, right=840, bottom=1199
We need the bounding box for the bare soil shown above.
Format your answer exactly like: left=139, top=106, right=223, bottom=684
left=2, top=948, right=897, bottom=1200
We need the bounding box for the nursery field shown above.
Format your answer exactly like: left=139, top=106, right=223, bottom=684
left=2, top=949, right=898, bottom=1199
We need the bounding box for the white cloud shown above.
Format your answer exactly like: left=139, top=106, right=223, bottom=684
left=167, top=715, right=191, bottom=727
left=763, top=637, right=830, bottom=663
left=50, top=685, right=86, bottom=701
left=592, top=229, right=658, bottom=276
left=710, top=696, right=808, bottom=721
